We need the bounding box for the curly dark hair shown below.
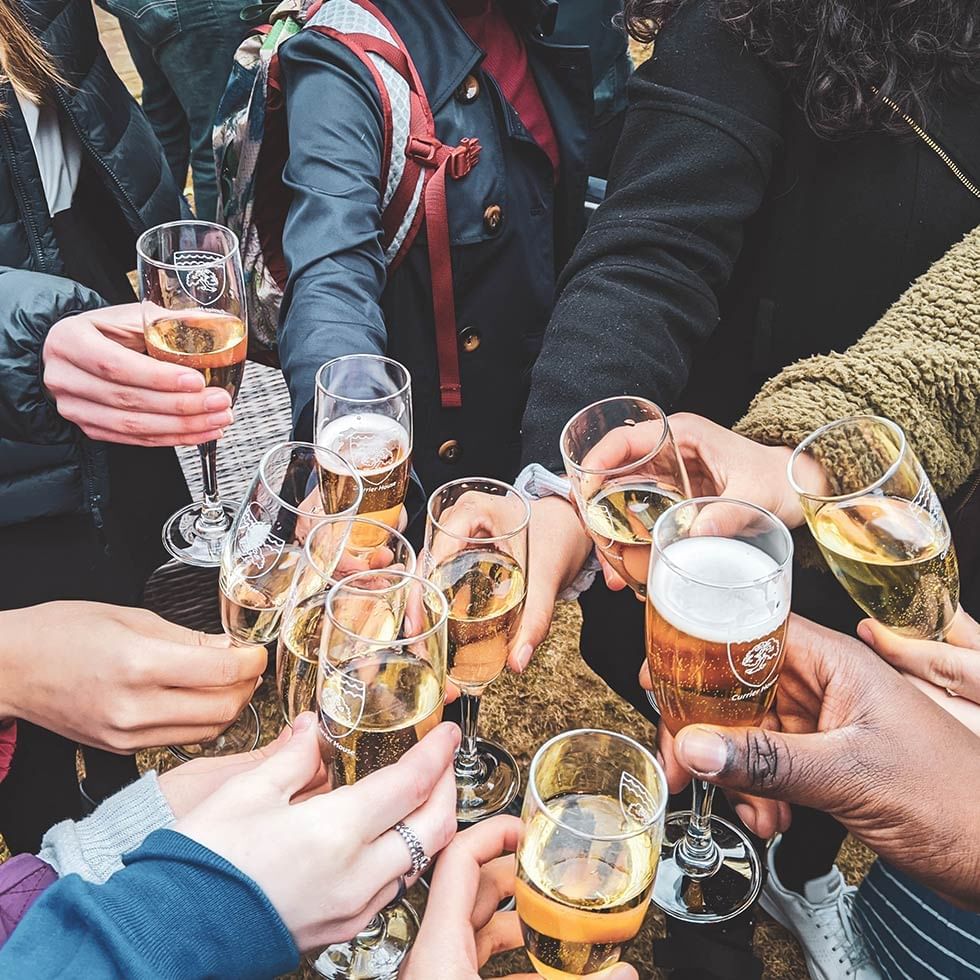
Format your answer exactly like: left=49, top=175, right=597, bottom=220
left=623, top=0, right=980, bottom=138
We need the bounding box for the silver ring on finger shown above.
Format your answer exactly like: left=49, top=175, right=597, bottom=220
left=394, top=820, right=430, bottom=876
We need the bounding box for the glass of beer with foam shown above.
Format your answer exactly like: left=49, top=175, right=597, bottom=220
left=646, top=496, right=792, bottom=923
left=789, top=415, right=959, bottom=640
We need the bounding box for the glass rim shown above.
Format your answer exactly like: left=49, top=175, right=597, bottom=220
left=559, top=396, right=671, bottom=477
left=325, top=568, right=449, bottom=646
left=527, top=728, right=668, bottom=840
left=314, top=354, right=412, bottom=405
left=786, top=415, right=909, bottom=504
left=303, top=515, right=417, bottom=580
left=136, top=220, right=240, bottom=270
left=652, top=495, right=794, bottom=591
left=426, top=477, right=531, bottom=543
left=256, top=441, right=363, bottom=519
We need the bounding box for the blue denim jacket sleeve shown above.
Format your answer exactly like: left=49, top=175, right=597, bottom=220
left=277, top=29, right=390, bottom=432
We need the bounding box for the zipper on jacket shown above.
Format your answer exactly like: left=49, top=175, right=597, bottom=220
left=55, top=90, right=144, bottom=226
left=955, top=469, right=980, bottom=516
left=0, top=117, right=55, bottom=273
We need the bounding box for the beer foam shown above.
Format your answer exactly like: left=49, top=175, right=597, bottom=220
left=649, top=537, right=787, bottom=644
left=317, top=413, right=409, bottom=476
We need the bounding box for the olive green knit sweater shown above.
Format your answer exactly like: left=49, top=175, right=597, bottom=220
left=734, top=224, right=980, bottom=498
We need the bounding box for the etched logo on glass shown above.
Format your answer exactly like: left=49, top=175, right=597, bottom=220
left=174, top=250, right=226, bottom=306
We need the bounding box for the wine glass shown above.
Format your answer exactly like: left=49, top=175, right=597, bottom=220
left=646, top=497, right=792, bottom=923
left=423, top=478, right=529, bottom=823
left=277, top=516, right=416, bottom=725
left=315, top=355, right=413, bottom=534
left=312, top=569, right=448, bottom=980
left=169, top=441, right=362, bottom=761
left=561, top=396, right=691, bottom=598
left=788, top=415, right=959, bottom=640
left=137, top=220, right=248, bottom=567
left=516, top=729, right=667, bottom=978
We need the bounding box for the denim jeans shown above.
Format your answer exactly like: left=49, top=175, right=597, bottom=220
left=96, top=0, right=248, bottom=220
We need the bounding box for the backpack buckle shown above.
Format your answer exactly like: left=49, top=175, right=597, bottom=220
left=407, top=135, right=441, bottom=165
left=447, top=137, right=481, bottom=179
left=407, top=136, right=481, bottom=178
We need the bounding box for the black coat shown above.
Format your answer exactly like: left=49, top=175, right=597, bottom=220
left=0, top=0, right=184, bottom=527
left=278, top=0, right=614, bottom=494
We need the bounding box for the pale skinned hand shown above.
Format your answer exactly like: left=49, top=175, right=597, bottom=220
left=175, top=715, right=461, bottom=951
left=42, top=303, right=233, bottom=446
left=658, top=614, right=980, bottom=909
left=858, top=608, right=980, bottom=736
left=403, top=815, right=638, bottom=980
left=0, top=602, right=266, bottom=753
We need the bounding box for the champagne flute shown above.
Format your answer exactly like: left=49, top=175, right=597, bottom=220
left=137, top=220, right=248, bottom=567
left=312, top=569, right=448, bottom=980
left=277, top=516, right=416, bottom=724
left=315, top=355, right=413, bottom=538
left=788, top=415, right=959, bottom=640
left=561, top=397, right=691, bottom=599
left=646, top=497, right=792, bottom=923
left=423, top=478, right=529, bottom=823
left=516, top=729, right=667, bottom=979
left=169, top=441, right=362, bottom=761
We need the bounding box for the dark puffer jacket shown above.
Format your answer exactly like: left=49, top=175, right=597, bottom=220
left=0, top=0, right=184, bottom=527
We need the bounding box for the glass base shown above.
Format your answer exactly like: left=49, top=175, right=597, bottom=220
left=311, top=901, right=419, bottom=979
left=161, top=500, right=236, bottom=568
left=168, top=702, right=260, bottom=762
left=652, top=811, right=762, bottom=924
left=456, top=738, right=520, bottom=824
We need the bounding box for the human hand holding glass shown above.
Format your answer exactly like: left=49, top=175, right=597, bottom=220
left=137, top=220, right=249, bottom=566
left=645, top=497, right=792, bottom=923
left=423, top=478, right=530, bottom=823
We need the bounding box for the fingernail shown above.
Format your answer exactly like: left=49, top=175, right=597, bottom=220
left=735, top=802, right=753, bottom=827
left=675, top=727, right=728, bottom=776
left=204, top=390, right=230, bottom=410
left=178, top=372, right=204, bottom=392
left=516, top=643, right=533, bottom=671
left=293, top=712, right=315, bottom=732
left=856, top=621, right=873, bottom=645
left=208, top=411, right=233, bottom=428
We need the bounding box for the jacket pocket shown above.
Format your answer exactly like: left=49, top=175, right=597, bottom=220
left=98, top=0, right=181, bottom=47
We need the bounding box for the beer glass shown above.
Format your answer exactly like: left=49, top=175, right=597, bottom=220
left=137, top=221, right=248, bottom=567
left=277, top=516, right=416, bottom=724
left=561, top=397, right=691, bottom=599
left=789, top=416, right=959, bottom=640
left=170, top=442, right=362, bottom=761
left=646, top=497, right=792, bottom=922
left=312, top=570, right=448, bottom=979
left=516, top=729, right=667, bottom=978
left=423, top=478, right=529, bottom=823
left=315, top=355, right=413, bottom=538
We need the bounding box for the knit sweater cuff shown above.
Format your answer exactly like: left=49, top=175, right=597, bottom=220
left=37, top=771, right=174, bottom=883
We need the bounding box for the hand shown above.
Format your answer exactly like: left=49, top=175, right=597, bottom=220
left=0, top=602, right=266, bottom=753
left=158, top=724, right=331, bottom=819
left=404, top=815, right=637, bottom=980
left=42, top=304, right=233, bottom=446
left=510, top=496, right=593, bottom=671
left=175, top=715, right=460, bottom=951
left=663, top=615, right=980, bottom=909
left=858, top=609, right=980, bottom=736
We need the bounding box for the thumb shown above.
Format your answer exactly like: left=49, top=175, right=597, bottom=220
left=251, top=712, right=322, bottom=799
left=605, top=967, right=639, bottom=980
left=673, top=724, right=839, bottom=812
left=510, top=578, right=558, bottom=673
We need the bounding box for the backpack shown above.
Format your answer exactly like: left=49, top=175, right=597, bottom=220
left=214, top=0, right=481, bottom=407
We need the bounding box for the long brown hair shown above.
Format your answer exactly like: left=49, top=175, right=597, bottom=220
left=0, top=0, right=67, bottom=105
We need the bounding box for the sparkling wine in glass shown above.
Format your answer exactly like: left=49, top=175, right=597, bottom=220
left=137, top=220, right=249, bottom=567
left=516, top=729, right=667, bottom=979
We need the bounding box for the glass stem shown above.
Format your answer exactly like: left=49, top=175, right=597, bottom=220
left=455, top=692, right=486, bottom=780
left=675, top=779, right=722, bottom=878
left=196, top=440, right=225, bottom=530
left=353, top=912, right=385, bottom=946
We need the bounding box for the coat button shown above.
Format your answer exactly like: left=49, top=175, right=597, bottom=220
left=438, top=439, right=462, bottom=463
left=459, top=326, right=480, bottom=352
left=483, top=204, right=503, bottom=233
left=455, top=74, right=480, bottom=103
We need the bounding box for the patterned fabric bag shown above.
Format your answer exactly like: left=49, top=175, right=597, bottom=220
left=213, top=0, right=479, bottom=405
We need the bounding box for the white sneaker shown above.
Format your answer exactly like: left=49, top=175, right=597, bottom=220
left=759, top=837, right=880, bottom=980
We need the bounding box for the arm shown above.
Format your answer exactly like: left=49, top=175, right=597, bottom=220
left=520, top=0, right=783, bottom=471
left=735, top=224, right=980, bottom=496
left=277, top=30, right=389, bottom=438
